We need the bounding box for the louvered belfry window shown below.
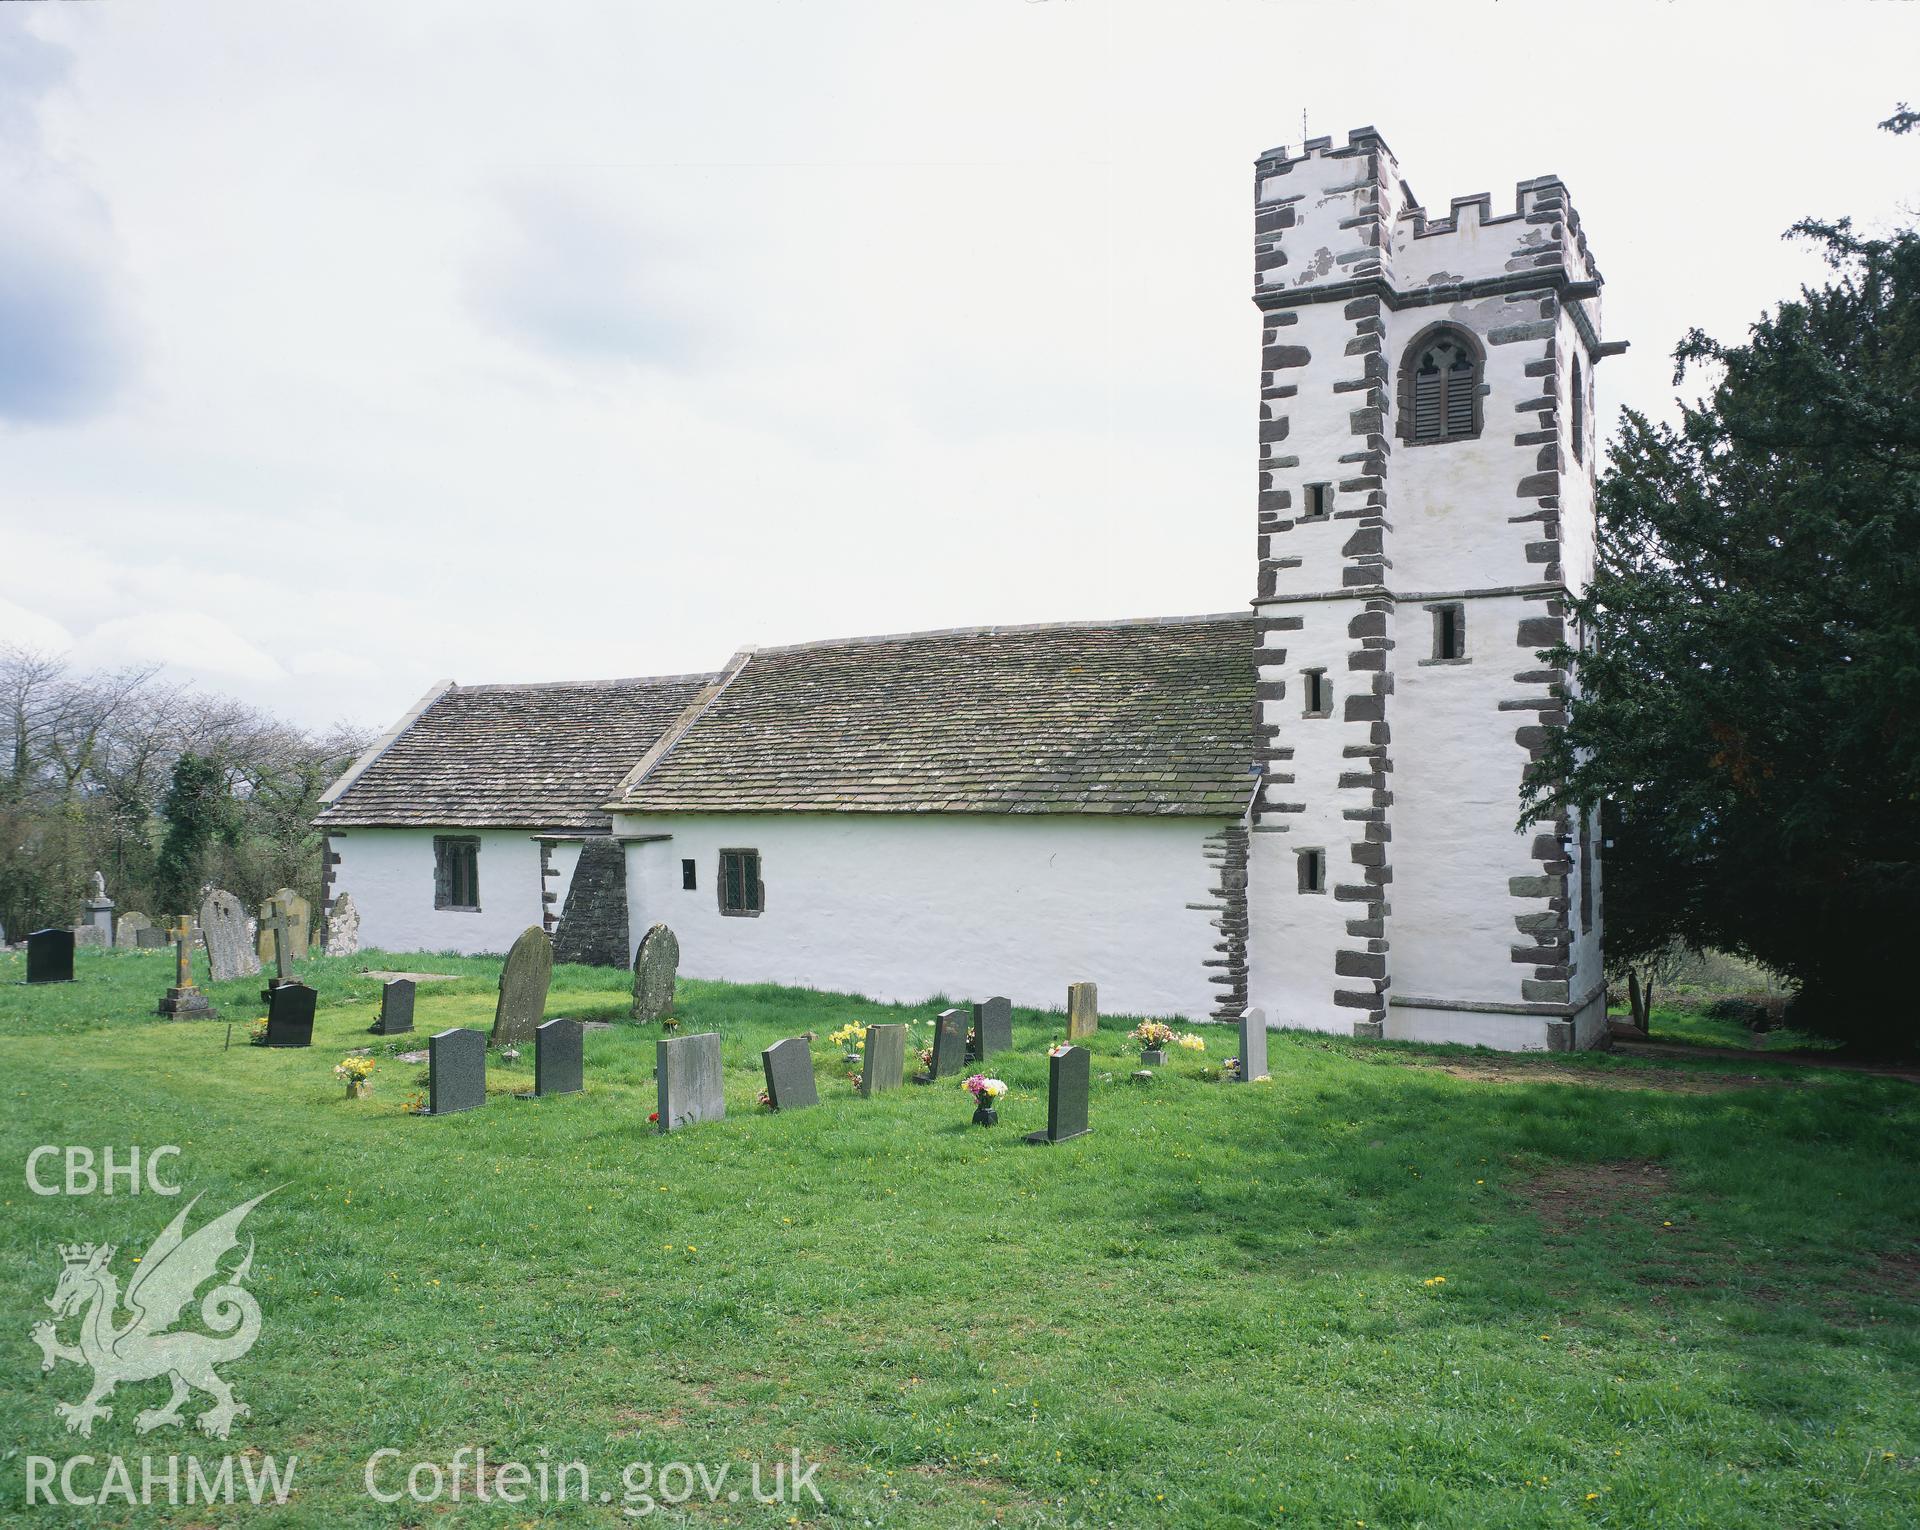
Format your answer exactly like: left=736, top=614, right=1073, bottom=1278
left=1409, top=330, right=1479, bottom=443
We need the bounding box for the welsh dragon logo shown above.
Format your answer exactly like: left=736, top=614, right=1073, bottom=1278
left=31, top=1190, right=275, bottom=1439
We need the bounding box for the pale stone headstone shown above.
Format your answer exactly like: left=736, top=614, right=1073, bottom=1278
left=761, top=1036, right=817, bottom=1112
left=534, top=1017, right=584, bottom=1098
left=972, top=996, right=1013, bottom=1060
left=256, top=888, right=311, bottom=967
left=1024, top=1045, right=1092, bottom=1145
left=491, top=927, right=554, bottom=1045
left=371, top=978, right=415, bottom=1035
left=325, top=892, right=360, bottom=956
left=1237, top=1008, right=1270, bottom=1082
left=657, top=1031, right=724, bottom=1132
left=71, top=925, right=107, bottom=949
left=1066, top=981, right=1098, bottom=1040
left=424, top=1028, right=486, bottom=1115
left=135, top=927, right=168, bottom=950
left=26, top=929, right=75, bottom=983
left=860, top=1023, right=907, bottom=1097
left=199, top=889, right=260, bottom=982
left=115, top=911, right=153, bottom=949
left=917, top=1008, right=967, bottom=1083
left=630, top=923, right=680, bottom=1022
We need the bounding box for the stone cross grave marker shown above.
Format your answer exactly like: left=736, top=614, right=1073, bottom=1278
left=532, top=1017, right=584, bottom=1098
left=971, top=996, right=1012, bottom=1060
left=630, top=923, right=680, bottom=1023
left=860, top=1023, right=907, bottom=1097
left=262, top=981, right=316, bottom=1047
left=199, top=889, right=259, bottom=982
left=371, top=978, right=415, bottom=1035
left=492, top=927, right=554, bottom=1045
left=1237, top=1008, right=1269, bottom=1083
left=260, top=907, right=297, bottom=990
left=25, top=929, right=75, bottom=984
left=256, top=889, right=310, bottom=969
left=917, top=1008, right=967, bottom=1083
left=1025, top=1045, right=1092, bottom=1145
left=1066, top=982, right=1098, bottom=1040
left=325, top=892, right=360, bottom=956
left=760, top=1036, right=818, bottom=1112
left=423, top=1027, right=486, bottom=1115
left=115, top=911, right=152, bottom=950
left=656, top=1031, right=724, bottom=1132
left=157, top=917, right=216, bottom=1019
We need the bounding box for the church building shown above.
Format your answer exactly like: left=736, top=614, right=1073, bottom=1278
left=316, top=127, right=1619, bottom=1050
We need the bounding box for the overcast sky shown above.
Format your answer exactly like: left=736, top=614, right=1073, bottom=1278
left=2, top=1, right=1914, bottom=732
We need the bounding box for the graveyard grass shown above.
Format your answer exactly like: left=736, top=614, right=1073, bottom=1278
left=1, top=950, right=1916, bottom=1528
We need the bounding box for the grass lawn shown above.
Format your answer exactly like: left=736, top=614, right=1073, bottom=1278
left=2, top=945, right=1916, bottom=1527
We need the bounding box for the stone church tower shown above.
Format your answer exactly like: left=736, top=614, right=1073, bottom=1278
left=1242, top=127, right=1622, bottom=1050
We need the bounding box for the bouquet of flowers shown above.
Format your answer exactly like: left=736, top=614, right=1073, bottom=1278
left=827, top=1022, right=866, bottom=1049
left=334, top=1055, right=377, bottom=1097
left=1175, top=1032, right=1208, bottom=1052
left=1128, top=1021, right=1176, bottom=1049
left=248, top=1017, right=269, bottom=1045
left=962, top=1074, right=1008, bottom=1103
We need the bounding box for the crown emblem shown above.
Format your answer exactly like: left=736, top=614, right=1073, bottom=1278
left=59, top=1242, right=108, bottom=1267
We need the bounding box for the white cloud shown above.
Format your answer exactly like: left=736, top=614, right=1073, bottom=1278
left=0, top=596, right=75, bottom=654
left=74, top=612, right=286, bottom=683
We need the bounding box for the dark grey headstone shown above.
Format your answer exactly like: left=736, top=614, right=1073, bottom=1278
left=263, top=982, right=316, bottom=1047
left=25, top=929, right=75, bottom=983
left=1025, top=1045, right=1091, bottom=1145
left=492, top=926, right=554, bottom=1045
left=860, top=1023, right=907, bottom=1097
left=534, top=1017, right=584, bottom=1097
left=921, top=1008, right=966, bottom=1081
left=135, top=926, right=168, bottom=950
left=657, top=1031, right=724, bottom=1132
left=425, top=1027, right=486, bottom=1115
left=372, top=978, right=416, bottom=1035
left=630, top=923, right=680, bottom=1022
left=1237, top=1008, right=1270, bottom=1082
left=1066, top=981, right=1098, bottom=1040
left=972, top=996, right=1012, bottom=1059
left=761, top=1036, right=818, bottom=1112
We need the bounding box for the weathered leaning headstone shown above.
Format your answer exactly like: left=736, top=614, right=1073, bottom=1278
left=860, top=1023, right=908, bottom=1097
left=371, top=977, right=415, bottom=1035
left=630, top=923, right=680, bottom=1023
left=657, top=1031, right=724, bottom=1132
left=492, top=927, right=554, bottom=1045
left=115, top=911, right=153, bottom=950
left=1025, top=1045, right=1092, bottom=1146
left=262, top=981, right=315, bottom=1047
left=972, top=996, right=1013, bottom=1060
left=761, top=1036, right=818, bottom=1112
left=25, top=929, right=75, bottom=984
left=916, top=1008, right=967, bottom=1083
left=135, top=926, right=168, bottom=950
left=1237, top=1007, right=1270, bottom=1083
left=1066, top=981, right=1098, bottom=1040
left=324, top=892, right=360, bottom=957
left=423, top=1027, right=486, bottom=1115
left=157, top=917, right=216, bottom=1019
left=71, top=924, right=108, bottom=949
left=199, top=889, right=260, bottom=982
left=256, top=888, right=311, bottom=967
left=533, top=1017, right=584, bottom=1098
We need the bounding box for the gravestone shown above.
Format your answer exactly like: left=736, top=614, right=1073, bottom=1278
left=324, top=892, right=360, bottom=957
left=259, top=906, right=298, bottom=993
left=1066, top=981, right=1098, bottom=1040
left=533, top=1017, right=584, bottom=1098
left=423, top=1027, right=486, bottom=1115
left=630, top=923, right=679, bottom=1023
left=1237, top=1008, right=1270, bottom=1083
left=83, top=871, right=114, bottom=945
left=917, top=1008, right=967, bottom=1083
left=1025, top=1045, right=1092, bottom=1145
left=72, top=925, right=108, bottom=949
left=656, top=1031, right=724, bottom=1132
left=761, top=1036, right=818, bottom=1112
left=25, top=928, right=75, bottom=984
left=972, top=996, right=1013, bottom=1060
left=262, top=981, right=316, bottom=1047
left=157, top=917, right=216, bottom=1019
left=256, top=888, right=311, bottom=968
left=860, top=1023, right=907, bottom=1097
left=371, top=978, right=415, bottom=1035
left=135, top=926, right=168, bottom=950
left=492, top=926, right=554, bottom=1045
left=199, top=889, right=260, bottom=982
left=115, top=911, right=153, bottom=949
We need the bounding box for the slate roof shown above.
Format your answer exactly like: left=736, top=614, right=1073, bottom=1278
left=610, top=614, right=1257, bottom=817
left=315, top=675, right=716, bottom=832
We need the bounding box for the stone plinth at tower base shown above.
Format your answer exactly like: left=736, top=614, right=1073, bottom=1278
left=1379, top=990, right=1609, bottom=1053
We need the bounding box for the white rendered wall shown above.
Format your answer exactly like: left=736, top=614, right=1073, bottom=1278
left=610, top=811, right=1229, bottom=1021
left=331, top=829, right=556, bottom=955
